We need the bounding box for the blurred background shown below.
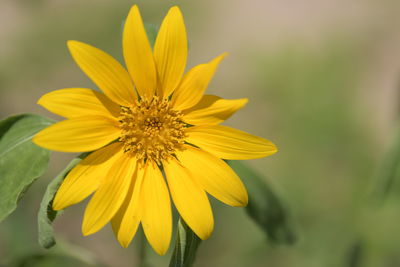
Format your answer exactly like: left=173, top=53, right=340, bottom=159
left=1, top=0, right=400, bottom=266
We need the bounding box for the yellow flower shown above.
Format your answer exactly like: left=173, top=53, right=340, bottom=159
left=33, top=5, right=277, bottom=255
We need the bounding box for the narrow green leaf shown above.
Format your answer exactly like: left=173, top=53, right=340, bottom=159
left=38, top=155, right=86, bottom=249
left=169, top=218, right=201, bottom=267
left=0, top=114, right=54, bottom=222
left=228, top=161, right=296, bottom=245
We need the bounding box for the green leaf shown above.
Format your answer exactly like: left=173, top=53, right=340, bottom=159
left=228, top=161, right=296, bottom=245
left=0, top=114, right=54, bottom=222
left=38, top=155, right=86, bottom=249
left=169, top=219, right=201, bottom=267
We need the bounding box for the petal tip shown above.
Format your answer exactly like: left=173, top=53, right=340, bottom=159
left=154, top=245, right=169, bottom=256
left=128, top=4, right=140, bottom=17
left=67, top=40, right=85, bottom=56
left=259, top=139, right=278, bottom=157
left=219, top=52, right=229, bottom=60
left=116, top=229, right=135, bottom=249
left=158, top=250, right=168, bottom=256
left=82, top=217, right=99, bottom=236
left=31, top=134, right=43, bottom=147
left=36, top=95, right=45, bottom=106
left=234, top=188, right=249, bottom=207
left=119, top=239, right=130, bottom=248
left=67, top=40, right=93, bottom=54
left=210, top=52, right=228, bottom=66
left=67, top=40, right=80, bottom=49
left=197, top=227, right=213, bottom=241
left=168, top=6, right=182, bottom=15
left=193, top=218, right=214, bottom=241
left=269, top=143, right=279, bottom=155
left=82, top=224, right=95, bottom=236
left=52, top=200, right=64, bottom=211
left=237, top=196, right=249, bottom=207
left=237, top=98, right=249, bottom=109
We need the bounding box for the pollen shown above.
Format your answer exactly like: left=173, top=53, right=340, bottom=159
left=118, top=96, right=187, bottom=164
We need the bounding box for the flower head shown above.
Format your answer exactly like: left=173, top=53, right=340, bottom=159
left=33, top=5, right=277, bottom=255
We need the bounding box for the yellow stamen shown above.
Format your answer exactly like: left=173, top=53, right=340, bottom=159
left=119, top=96, right=187, bottom=164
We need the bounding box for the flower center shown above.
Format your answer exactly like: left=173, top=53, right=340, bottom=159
left=118, top=96, right=187, bottom=164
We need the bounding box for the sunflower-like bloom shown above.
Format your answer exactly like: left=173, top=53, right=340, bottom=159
left=33, top=5, right=277, bottom=255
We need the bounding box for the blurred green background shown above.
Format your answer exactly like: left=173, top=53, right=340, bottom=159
left=1, top=0, right=400, bottom=266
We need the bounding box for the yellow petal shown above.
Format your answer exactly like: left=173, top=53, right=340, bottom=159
left=38, top=88, right=120, bottom=119
left=111, top=165, right=144, bottom=248
left=186, top=125, right=278, bottom=160
left=164, top=159, right=213, bottom=240
left=172, top=53, right=227, bottom=110
left=154, top=6, right=188, bottom=98
left=177, top=146, right=248, bottom=207
left=123, top=5, right=157, bottom=99
left=67, top=41, right=136, bottom=106
left=53, top=143, right=123, bottom=210
left=183, top=95, right=248, bottom=125
left=82, top=154, right=136, bottom=236
left=141, top=163, right=172, bottom=255
left=33, top=116, right=120, bottom=153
